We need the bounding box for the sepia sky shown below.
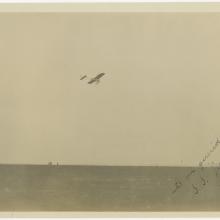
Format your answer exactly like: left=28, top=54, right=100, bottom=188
left=1, top=12, right=220, bottom=166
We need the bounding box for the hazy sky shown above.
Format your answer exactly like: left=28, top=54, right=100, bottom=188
left=1, top=13, right=220, bottom=165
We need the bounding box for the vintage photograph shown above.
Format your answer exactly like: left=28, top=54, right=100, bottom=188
left=0, top=4, right=220, bottom=212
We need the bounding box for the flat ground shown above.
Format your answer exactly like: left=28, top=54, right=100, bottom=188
left=0, top=165, right=219, bottom=211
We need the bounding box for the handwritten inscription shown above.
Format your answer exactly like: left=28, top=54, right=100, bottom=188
left=199, top=138, right=220, bottom=167
left=172, top=181, right=182, bottom=194
left=172, top=137, right=220, bottom=195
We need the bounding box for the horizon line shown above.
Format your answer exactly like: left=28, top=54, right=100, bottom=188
left=0, top=163, right=219, bottom=168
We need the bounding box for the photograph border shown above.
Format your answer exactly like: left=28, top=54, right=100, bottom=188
left=1, top=3, right=220, bottom=217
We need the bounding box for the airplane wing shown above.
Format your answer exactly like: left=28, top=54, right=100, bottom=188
left=80, top=75, right=87, bottom=80
left=87, top=73, right=105, bottom=84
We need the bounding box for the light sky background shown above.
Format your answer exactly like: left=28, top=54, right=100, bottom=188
left=0, top=13, right=220, bottom=166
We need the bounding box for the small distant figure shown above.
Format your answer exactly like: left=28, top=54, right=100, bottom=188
left=88, top=73, right=106, bottom=84
left=80, top=75, right=87, bottom=80
left=48, top=162, right=52, bottom=166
